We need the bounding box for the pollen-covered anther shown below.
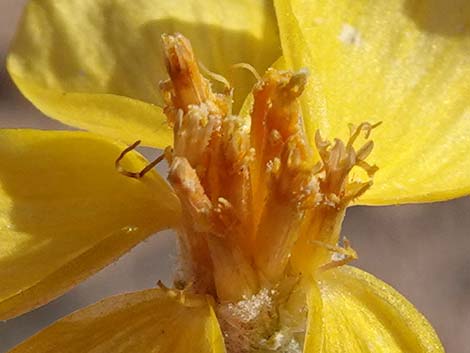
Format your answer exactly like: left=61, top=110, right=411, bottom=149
left=172, top=105, right=221, bottom=171
left=160, top=33, right=229, bottom=175
left=161, top=33, right=211, bottom=109
left=279, top=68, right=309, bottom=99
left=249, top=67, right=313, bottom=211
left=221, top=116, right=253, bottom=172
left=273, top=135, right=318, bottom=206
left=254, top=68, right=309, bottom=141
left=211, top=197, right=240, bottom=234
left=168, top=156, right=213, bottom=233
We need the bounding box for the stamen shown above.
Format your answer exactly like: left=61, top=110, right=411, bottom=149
left=314, top=237, right=358, bottom=273
left=138, top=153, right=166, bottom=177
left=356, top=140, right=374, bottom=161
left=161, top=33, right=211, bottom=110
left=156, top=280, right=197, bottom=306
left=115, top=140, right=141, bottom=178
left=198, top=60, right=232, bottom=92
left=115, top=140, right=166, bottom=179
left=231, top=63, right=262, bottom=83
left=197, top=61, right=234, bottom=116
left=345, top=180, right=373, bottom=202
left=347, top=121, right=382, bottom=147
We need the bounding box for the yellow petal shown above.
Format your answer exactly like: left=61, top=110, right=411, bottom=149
left=8, top=289, right=225, bottom=353
left=8, top=0, right=280, bottom=147
left=0, top=129, right=180, bottom=320
left=303, top=279, right=324, bottom=352
left=275, top=0, right=470, bottom=204
left=304, top=266, right=444, bottom=352
left=7, top=75, right=173, bottom=148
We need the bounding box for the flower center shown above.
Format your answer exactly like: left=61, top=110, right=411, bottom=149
left=160, top=33, right=378, bottom=300
left=120, top=33, right=378, bottom=353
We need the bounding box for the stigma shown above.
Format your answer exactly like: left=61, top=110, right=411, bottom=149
left=159, top=33, right=378, bottom=304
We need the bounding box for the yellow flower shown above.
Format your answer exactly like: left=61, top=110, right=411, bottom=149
left=2, top=0, right=469, bottom=352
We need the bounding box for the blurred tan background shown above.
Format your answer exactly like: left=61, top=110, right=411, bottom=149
left=0, top=1, right=469, bottom=352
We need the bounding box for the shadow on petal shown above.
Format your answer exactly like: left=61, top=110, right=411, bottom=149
left=403, top=0, right=470, bottom=36
left=10, top=0, right=281, bottom=110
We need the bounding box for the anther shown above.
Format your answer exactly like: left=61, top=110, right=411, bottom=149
left=281, top=69, right=309, bottom=98
left=161, top=33, right=210, bottom=109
